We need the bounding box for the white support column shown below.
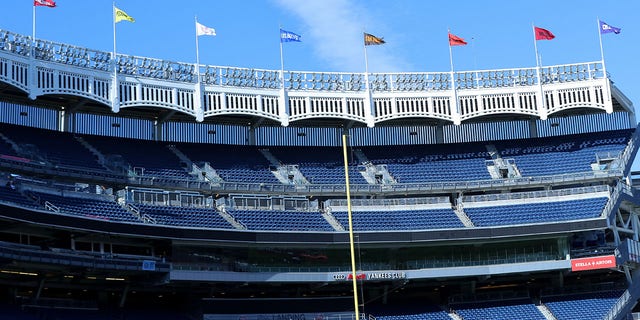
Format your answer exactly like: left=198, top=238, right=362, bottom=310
left=53, top=69, right=59, bottom=93
left=278, top=87, right=290, bottom=126
left=364, top=77, right=375, bottom=127
left=220, top=92, right=227, bottom=110
left=28, top=58, right=38, bottom=100
left=256, top=94, right=263, bottom=114
left=111, top=72, right=120, bottom=113
left=364, top=93, right=375, bottom=127
left=450, top=71, right=461, bottom=125
left=535, top=68, right=547, bottom=121
left=341, top=97, right=348, bottom=116
left=603, top=79, right=614, bottom=114
left=194, top=82, right=204, bottom=122
left=304, top=96, right=311, bottom=116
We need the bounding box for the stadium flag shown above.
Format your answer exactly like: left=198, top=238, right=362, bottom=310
left=195, top=17, right=215, bottom=81
left=112, top=4, right=135, bottom=113
left=448, top=33, right=467, bottom=46
left=534, top=26, right=555, bottom=40
left=115, top=6, right=135, bottom=23
left=34, top=0, right=56, bottom=7
left=196, top=22, right=216, bottom=37
left=32, top=0, right=57, bottom=67
left=280, top=29, right=302, bottom=43
left=599, top=20, right=621, bottom=34
left=279, top=28, right=301, bottom=89
left=364, top=33, right=385, bottom=46
left=597, top=19, right=621, bottom=85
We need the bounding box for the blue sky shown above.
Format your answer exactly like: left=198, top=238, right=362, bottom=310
left=2, top=1, right=640, bottom=162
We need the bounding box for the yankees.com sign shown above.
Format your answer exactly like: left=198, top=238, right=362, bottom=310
left=333, top=272, right=406, bottom=281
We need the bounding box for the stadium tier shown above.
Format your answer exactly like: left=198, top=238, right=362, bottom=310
left=0, top=27, right=639, bottom=320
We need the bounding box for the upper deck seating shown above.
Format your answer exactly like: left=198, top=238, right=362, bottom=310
left=176, top=143, right=280, bottom=184
left=542, top=290, right=623, bottom=320
left=331, top=208, right=463, bottom=231
left=82, top=135, right=192, bottom=179
left=136, top=204, right=233, bottom=229
left=30, top=191, right=138, bottom=223
left=494, top=129, right=632, bottom=177
left=452, top=299, right=546, bottom=320
left=226, top=208, right=334, bottom=231
left=368, top=303, right=452, bottom=320
left=0, top=123, right=103, bottom=169
left=0, top=184, right=40, bottom=209
left=464, top=196, right=607, bottom=227
left=268, top=146, right=369, bottom=184
left=360, top=142, right=492, bottom=183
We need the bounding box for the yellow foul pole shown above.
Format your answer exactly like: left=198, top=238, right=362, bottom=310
left=342, top=133, right=360, bottom=320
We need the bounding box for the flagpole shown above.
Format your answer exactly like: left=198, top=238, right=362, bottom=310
left=363, top=32, right=372, bottom=105
left=532, top=23, right=546, bottom=116
left=279, top=26, right=285, bottom=89
left=363, top=34, right=370, bottom=80
left=448, top=30, right=455, bottom=73
left=532, top=24, right=540, bottom=68
left=194, top=16, right=205, bottom=122
left=448, top=29, right=460, bottom=125
left=112, top=2, right=118, bottom=112
left=448, top=30, right=456, bottom=95
left=596, top=17, right=607, bottom=80
left=30, top=4, right=37, bottom=99
left=195, top=16, right=201, bottom=79
left=32, top=4, right=36, bottom=47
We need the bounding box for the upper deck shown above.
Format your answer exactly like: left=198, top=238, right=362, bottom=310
left=0, top=28, right=632, bottom=127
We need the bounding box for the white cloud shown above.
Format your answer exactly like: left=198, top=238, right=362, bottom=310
left=274, top=0, right=405, bottom=72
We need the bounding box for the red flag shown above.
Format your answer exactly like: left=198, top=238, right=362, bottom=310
left=34, top=0, right=56, bottom=7
left=534, top=26, right=555, bottom=40
left=448, top=33, right=467, bottom=46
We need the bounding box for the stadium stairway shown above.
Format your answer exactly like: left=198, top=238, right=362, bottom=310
left=353, top=148, right=398, bottom=184
left=259, top=149, right=310, bottom=185
left=167, top=144, right=225, bottom=184
left=321, top=207, right=345, bottom=231
left=74, top=136, right=112, bottom=171
left=536, top=303, right=558, bottom=320
left=0, top=132, right=22, bottom=156
left=166, top=144, right=194, bottom=172
left=452, top=201, right=474, bottom=228
left=216, top=205, right=247, bottom=230
left=447, top=312, right=464, bottom=320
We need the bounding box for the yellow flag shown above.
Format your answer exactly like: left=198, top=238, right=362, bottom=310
left=115, top=6, right=135, bottom=23
left=364, top=33, right=385, bottom=46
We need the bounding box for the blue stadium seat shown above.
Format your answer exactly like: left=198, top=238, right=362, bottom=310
left=29, top=191, right=139, bottom=223
left=464, top=197, right=607, bottom=227
left=452, top=299, right=546, bottom=320
left=227, top=208, right=334, bottom=231
left=176, top=143, right=281, bottom=184
left=331, top=208, right=464, bottom=231
left=136, top=203, right=233, bottom=229
left=542, top=290, right=623, bottom=320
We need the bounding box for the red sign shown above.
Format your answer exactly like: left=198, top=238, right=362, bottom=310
left=571, top=255, right=616, bottom=271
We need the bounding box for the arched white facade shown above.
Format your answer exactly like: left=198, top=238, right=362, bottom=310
left=0, top=29, right=615, bottom=128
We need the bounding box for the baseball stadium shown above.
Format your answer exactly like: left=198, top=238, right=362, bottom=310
left=0, top=9, right=638, bottom=319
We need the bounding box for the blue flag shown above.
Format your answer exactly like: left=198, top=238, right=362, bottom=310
left=280, top=29, right=302, bottom=42
left=599, top=20, right=621, bottom=34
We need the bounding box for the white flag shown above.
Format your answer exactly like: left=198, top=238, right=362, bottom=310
left=196, top=22, right=216, bottom=36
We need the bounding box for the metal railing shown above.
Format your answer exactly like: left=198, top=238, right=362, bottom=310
left=0, top=28, right=605, bottom=93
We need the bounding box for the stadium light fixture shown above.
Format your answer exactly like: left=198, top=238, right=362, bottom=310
left=0, top=270, right=38, bottom=276
left=106, top=277, right=125, bottom=281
